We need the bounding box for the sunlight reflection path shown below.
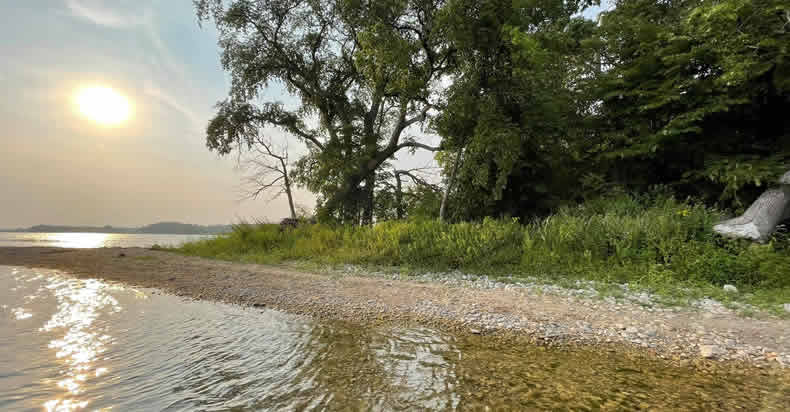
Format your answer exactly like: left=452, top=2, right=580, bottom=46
left=39, top=276, right=124, bottom=411
left=45, top=233, right=111, bottom=249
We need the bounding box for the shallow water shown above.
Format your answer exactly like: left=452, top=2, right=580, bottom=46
left=1, top=266, right=788, bottom=411
left=0, top=232, right=212, bottom=248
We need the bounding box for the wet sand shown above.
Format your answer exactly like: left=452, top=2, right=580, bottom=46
left=2, top=246, right=789, bottom=367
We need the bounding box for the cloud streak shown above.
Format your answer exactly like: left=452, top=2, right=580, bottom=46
left=65, top=0, right=145, bottom=28
left=143, top=18, right=190, bottom=81
left=65, top=1, right=186, bottom=78
left=143, top=82, right=205, bottom=134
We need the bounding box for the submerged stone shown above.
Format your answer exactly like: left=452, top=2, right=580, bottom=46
left=700, top=345, right=724, bottom=359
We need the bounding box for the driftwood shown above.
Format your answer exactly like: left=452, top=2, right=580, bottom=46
left=279, top=217, right=316, bottom=232
left=713, top=170, right=790, bottom=242
left=279, top=218, right=300, bottom=231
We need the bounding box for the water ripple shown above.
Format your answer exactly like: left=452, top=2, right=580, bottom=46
left=1, top=266, right=789, bottom=411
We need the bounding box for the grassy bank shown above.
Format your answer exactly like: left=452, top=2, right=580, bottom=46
left=177, top=195, right=790, bottom=314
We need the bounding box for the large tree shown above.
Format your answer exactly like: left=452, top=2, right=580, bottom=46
left=592, top=0, right=790, bottom=208
left=433, top=0, right=598, bottom=220
left=195, top=0, right=454, bottom=224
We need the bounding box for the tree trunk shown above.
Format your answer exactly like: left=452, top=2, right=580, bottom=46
left=341, top=187, right=359, bottom=225
left=361, top=174, right=375, bottom=225
left=285, top=179, right=296, bottom=219
left=439, top=147, right=463, bottom=222
left=395, top=172, right=404, bottom=220
left=324, top=145, right=398, bottom=225
left=280, top=160, right=296, bottom=220
left=714, top=186, right=790, bottom=242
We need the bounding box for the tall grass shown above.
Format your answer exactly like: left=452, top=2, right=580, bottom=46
left=178, top=194, right=790, bottom=309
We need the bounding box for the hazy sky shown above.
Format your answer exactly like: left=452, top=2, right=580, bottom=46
left=0, top=0, right=319, bottom=228
left=0, top=1, right=607, bottom=228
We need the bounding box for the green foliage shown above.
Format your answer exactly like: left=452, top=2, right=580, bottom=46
left=197, top=0, right=788, bottom=223
left=180, top=195, right=790, bottom=309
left=195, top=0, right=453, bottom=224
left=434, top=0, right=600, bottom=220
left=181, top=217, right=525, bottom=271
left=373, top=168, right=443, bottom=220
left=402, top=185, right=442, bottom=218
left=592, top=0, right=790, bottom=207
left=521, top=194, right=790, bottom=294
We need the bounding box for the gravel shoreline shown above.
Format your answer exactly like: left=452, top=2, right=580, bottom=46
left=1, top=246, right=789, bottom=368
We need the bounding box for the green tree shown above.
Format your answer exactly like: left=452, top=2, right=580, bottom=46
left=376, top=167, right=441, bottom=219
left=593, top=0, right=790, bottom=208
left=195, top=0, right=453, bottom=224
left=434, top=0, right=598, bottom=220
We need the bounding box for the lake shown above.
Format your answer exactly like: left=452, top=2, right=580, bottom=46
left=1, top=266, right=789, bottom=411
left=0, top=232, right=213, bottom=249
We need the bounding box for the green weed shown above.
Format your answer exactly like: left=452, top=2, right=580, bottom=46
left=177, top=194, right=790, bottom=313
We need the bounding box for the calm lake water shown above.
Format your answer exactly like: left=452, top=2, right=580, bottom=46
left=2, top=266, right=789, bottom=411
left=0, top=232, right=213, bottom=249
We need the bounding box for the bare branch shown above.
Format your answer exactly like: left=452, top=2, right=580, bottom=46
left=402, top=110, right=428, bottom=130
left=397, top=140, right=442, bottom=152
left=253, top=136, right=286, bottom=160
left=237, top=132, right=296, bottom=219
left=245, top=174, right=285, bottom=200
left=395, top=170, right=440, bottom=191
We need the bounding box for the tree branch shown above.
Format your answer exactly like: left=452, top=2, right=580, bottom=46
left=395, top=170, right=439, bottom=191
left=246, top=174, right=285, bottom=199
left=397, top=141, right=442, bottom=152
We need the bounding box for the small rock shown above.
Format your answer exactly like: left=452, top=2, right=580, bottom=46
left=784, top=303, right=790, bottom=313
left=723, top=284, right=738, bottom=293
left=117, top=253, right=126, bottom=257
left=700, top=344, right=724, bottom=359
left=469, top=329, right=481, bottom=335
left=625, top=326, right=638, bottom=334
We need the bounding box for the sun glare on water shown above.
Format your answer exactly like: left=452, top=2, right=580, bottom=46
left=74, top=86, right=131, bottom=126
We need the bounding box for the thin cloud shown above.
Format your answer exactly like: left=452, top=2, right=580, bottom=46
left=143, top=17, right=189, bottom=81
left=143, top=82, right=205, bottom=134
left=65, top=0, right=145, bottom=28
left=66, top=0, right=186, bottom=80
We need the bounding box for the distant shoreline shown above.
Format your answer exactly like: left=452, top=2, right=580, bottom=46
left=0, top=230, right=222, bottom=235
left=0, top=222, right=231, bottom=235
left=1, top=246, right=789, bottom=369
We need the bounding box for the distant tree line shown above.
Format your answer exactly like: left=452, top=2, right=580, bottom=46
left=4, top=222, right=232, bottom=235
left=196, top=0, right=789, bottom=223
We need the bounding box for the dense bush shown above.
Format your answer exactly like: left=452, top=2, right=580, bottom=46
left=179, top=195, right=790, bottom=306
left=521, top=195, right=790, bottom=289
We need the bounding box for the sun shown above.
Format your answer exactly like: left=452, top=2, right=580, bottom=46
left=74, top=86, right=131, bottom=125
